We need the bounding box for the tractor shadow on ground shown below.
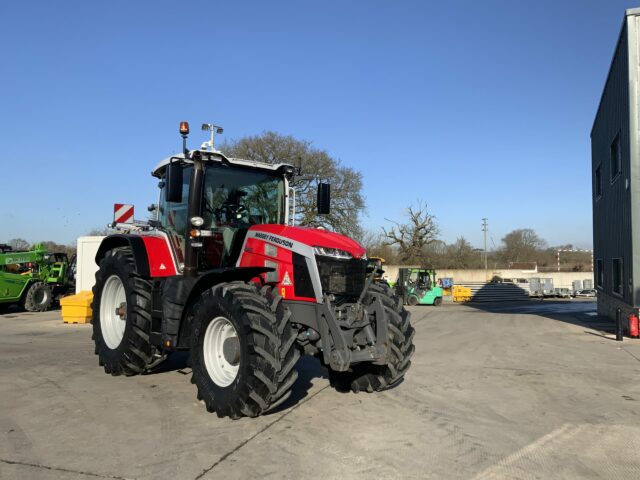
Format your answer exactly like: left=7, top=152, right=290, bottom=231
left=266, top=357, right=405, bottom=415
left=466, top=299, right=618, bottom=338
left=267, top=355, right=330, bottom=415
left=146, top=351, right=331, bottom=413
left=0, top=305, right=19, bottom=316
left=0, top=304, right=61, bottom=316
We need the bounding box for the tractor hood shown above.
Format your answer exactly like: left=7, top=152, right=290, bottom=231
left=248, top=225, right=366, bottom=259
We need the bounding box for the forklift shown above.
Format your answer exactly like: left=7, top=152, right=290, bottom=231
left=395, top=268, right=443, bottom=306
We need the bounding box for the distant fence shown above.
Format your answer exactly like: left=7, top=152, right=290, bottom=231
left=383, top=267, right=593, bottom=290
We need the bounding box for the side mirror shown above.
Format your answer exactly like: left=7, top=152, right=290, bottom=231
left=317, top=183, right=331, bottom=214
left=166, top=162, right=183, bottom=203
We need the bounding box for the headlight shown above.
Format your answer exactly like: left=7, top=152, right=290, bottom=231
left=313, top=246, right=353, bottom=260
left=190, top=216, right=204, bottom=227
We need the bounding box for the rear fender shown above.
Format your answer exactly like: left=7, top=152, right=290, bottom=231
left=95, top=235, right=150, bottom=276
left=95, top=234, right=177, bottom=278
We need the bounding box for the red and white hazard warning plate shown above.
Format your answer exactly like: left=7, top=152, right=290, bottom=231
left=114, top=204, right=134, bottom=224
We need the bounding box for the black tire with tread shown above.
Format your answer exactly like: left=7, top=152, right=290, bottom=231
left=23, top=281, right=53, bottom=312
left=407, top=294, right=419, bottom=306
left=92, top=247, right=158, bottom=376
left=189, top=282, right=300, bottom=419
left=433, top=296, right=442, bottom=306
left=329, top=283, right=415, bottom=393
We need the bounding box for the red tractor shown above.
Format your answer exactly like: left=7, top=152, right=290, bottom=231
left=91, top=122, right=414, bottom=418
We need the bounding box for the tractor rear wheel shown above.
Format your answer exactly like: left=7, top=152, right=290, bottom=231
left=23, top=282, right=53, bottom=312
left=92, top=247, right=159, bottom=376
left=190, top=282, right=299, bottom=418
left=329, top=283, right=415, bottom=393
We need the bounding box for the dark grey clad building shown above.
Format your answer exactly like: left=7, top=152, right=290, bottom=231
left=592, top=8, right=640, bottom=321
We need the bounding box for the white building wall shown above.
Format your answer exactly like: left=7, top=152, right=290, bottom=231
left=76, top=236, right=105, bottom=293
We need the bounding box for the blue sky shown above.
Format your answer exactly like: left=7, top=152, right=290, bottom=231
left=0, top=0, right=635, bottom=249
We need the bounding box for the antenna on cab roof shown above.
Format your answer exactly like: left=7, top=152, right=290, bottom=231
left=201, top=123, right=224, bottom=151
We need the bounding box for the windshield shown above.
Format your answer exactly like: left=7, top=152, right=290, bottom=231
left=201, top=163, right=285, bottom=228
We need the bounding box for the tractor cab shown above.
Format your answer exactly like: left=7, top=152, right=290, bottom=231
left=396, top=267, right=444, bottom=306
left=152, top=150, right=293, bottom=272
left=413, top=269, right=433, bottom=290
left=42, top=252, right=74, bottom=286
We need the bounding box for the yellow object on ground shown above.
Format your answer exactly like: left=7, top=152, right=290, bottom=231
left=60, top=291, right=93, bottom=324
left=453, top=286, right=471, bottom=303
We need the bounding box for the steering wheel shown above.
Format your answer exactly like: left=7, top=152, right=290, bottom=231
left=217, top=203, right=247, bottom=223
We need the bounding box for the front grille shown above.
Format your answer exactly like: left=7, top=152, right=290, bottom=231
left=315, top=256, right=367, bottom=297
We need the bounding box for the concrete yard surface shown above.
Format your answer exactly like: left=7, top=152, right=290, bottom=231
left=1, top=301, right=640, bottom=479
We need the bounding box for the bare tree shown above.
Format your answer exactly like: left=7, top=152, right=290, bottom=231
left=38, top=241, right=76, bottom=258
left=499, top=228, right=546, bottom=263
left=7, top=238, right=30, bottom=251
left=447, top=236, right=481, bottom=269
left=358, top=229, right=383, bottom=251
left=221, top=131, right=365, bottom=238
left=383, top=201, right=439, bottom=264
left=87, top=227, right=111, bottom=236
left=358, top=230, right=398, bottom=263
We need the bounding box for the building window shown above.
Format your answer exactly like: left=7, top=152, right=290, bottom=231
left=612, top=258, right=623, bottom=296
left=595, top=165, right=602, bottom=198
left=596, top=259, right=603, bottom=288
left=610, top=133, right=621, bottom=182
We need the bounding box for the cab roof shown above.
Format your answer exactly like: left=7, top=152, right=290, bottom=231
left=152, top=150, right=293, bottom=178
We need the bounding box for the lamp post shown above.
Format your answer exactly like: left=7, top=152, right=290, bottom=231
left=482, top=218, right=488, bottom=280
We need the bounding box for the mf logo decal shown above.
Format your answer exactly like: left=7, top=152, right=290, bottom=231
left=282, top=271, right=292, bottom=286
left=253, top=231, right=294, bottom=249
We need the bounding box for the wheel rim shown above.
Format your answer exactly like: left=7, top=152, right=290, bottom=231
left=203, top=316, right=240, bottom=387
left=34, top=288, right=48, bottom=306
left=100, top=275, right=127, bottom=349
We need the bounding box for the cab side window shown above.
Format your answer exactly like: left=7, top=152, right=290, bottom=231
left=159, top=166, right=192, bottom=264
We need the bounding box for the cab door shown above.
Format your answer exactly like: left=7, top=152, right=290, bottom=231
left=158, top=166, right=192, bottom=268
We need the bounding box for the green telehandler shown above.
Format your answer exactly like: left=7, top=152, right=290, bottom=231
left=395, top=267, right=444, bottom=306
left=0, top=243, right=75, bottom=312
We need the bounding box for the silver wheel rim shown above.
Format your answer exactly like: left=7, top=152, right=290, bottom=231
left=34, top=287, right=48, bottom=306
left=203, top=316, right=240, bottom=387
left=100, top=275, right=127, bottom=349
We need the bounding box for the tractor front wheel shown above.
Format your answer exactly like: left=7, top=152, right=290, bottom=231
left=329, top=283, right=415, bottom=393
left=190, top=282, right=299, bottom=419
left=23, top=282, right=53, bottom=312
